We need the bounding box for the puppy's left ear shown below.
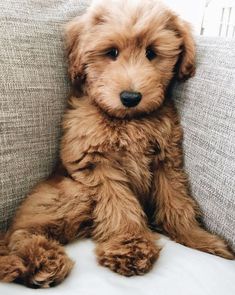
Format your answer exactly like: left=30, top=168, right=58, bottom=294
left=64, top=16, right=86, bottom=85
left=169, top=15, right=196, bottom=81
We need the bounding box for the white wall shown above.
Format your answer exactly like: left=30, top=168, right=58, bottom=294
left=163, top=0, right=206, bottom=34
left=203, top=0, right=235, bottom=37
left=163, top=0, right=235, bottom=37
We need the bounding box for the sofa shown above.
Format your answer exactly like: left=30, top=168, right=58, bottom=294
left=0, top=0, right=235, bottom=294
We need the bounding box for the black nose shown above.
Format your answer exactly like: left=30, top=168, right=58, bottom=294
left=120, top=91, right=142, bottom=108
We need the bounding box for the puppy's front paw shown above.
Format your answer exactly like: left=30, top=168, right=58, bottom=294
left=20, top=236, right=74, bottom=288
left=96, top=235, right=160, bottom=276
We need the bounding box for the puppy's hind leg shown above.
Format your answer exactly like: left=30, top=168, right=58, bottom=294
left=152, top=120, right=234, bottom=259
left=0, top=176, right=93, bottom=288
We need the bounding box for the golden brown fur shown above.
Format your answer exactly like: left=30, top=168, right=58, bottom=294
left=0, top=0, right=233, bottom=288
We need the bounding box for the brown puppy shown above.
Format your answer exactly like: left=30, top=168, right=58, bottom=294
left=0, top=0, right=233, bottom=288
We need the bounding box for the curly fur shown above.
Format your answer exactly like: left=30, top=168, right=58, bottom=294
left=0, top=0, right=233, bottom=288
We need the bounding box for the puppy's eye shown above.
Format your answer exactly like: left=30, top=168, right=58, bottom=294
left=146, top=47, right=157, bottom=61
left=105, top=48, right=119, bottom=60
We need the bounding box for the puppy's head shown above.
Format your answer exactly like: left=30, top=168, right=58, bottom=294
left=65, top=0, right=195, bottom=118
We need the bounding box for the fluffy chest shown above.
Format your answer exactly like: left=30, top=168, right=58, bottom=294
left=67, top=108, right=162, bottom=154
left=62, top=98, right=171, bottom=153
left=61, top=100, right=174, bottom=200
left=63, top=108, right=167, bottom=195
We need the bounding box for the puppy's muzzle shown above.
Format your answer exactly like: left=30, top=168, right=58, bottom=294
left=120, top=91, right=142, bottom=108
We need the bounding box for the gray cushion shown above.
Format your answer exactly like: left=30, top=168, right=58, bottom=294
left=174, top=36, right=235, bottom=250
left=0, top=0, right=90, bottom=229
left=0, top=1, right=234, bottom=251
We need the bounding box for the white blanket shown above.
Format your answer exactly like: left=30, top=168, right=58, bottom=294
left=1, top=235, right=235, bottom=295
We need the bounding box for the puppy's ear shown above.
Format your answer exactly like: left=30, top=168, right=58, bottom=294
left=168, top=15, right=196, bottom=81
left=64, top=16, right=86, bottom=85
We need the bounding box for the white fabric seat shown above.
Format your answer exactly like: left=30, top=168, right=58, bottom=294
left=1, top=235, right=235, bottom=295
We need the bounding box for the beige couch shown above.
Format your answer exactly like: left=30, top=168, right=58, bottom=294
left=0, top=1, right=235, bottom=294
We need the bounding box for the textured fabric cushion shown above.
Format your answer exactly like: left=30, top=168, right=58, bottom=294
left=0, top=0, right=90, bottom=230
left=174, top=36, right=235, bottom=250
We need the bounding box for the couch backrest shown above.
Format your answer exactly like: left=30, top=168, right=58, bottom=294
left=0, top=0, right=90, bottom=229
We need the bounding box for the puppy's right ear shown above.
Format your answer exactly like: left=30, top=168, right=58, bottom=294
left=64, top=16, right=86, bottom=85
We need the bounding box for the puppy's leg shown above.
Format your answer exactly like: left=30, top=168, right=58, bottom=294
left=0, top=176, right=93, bottom=287
left=152, top=119, right=234, bottom=259
left=153, top=166, right=234, bottom=259
left=90, top=162, right=160, bottom=276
